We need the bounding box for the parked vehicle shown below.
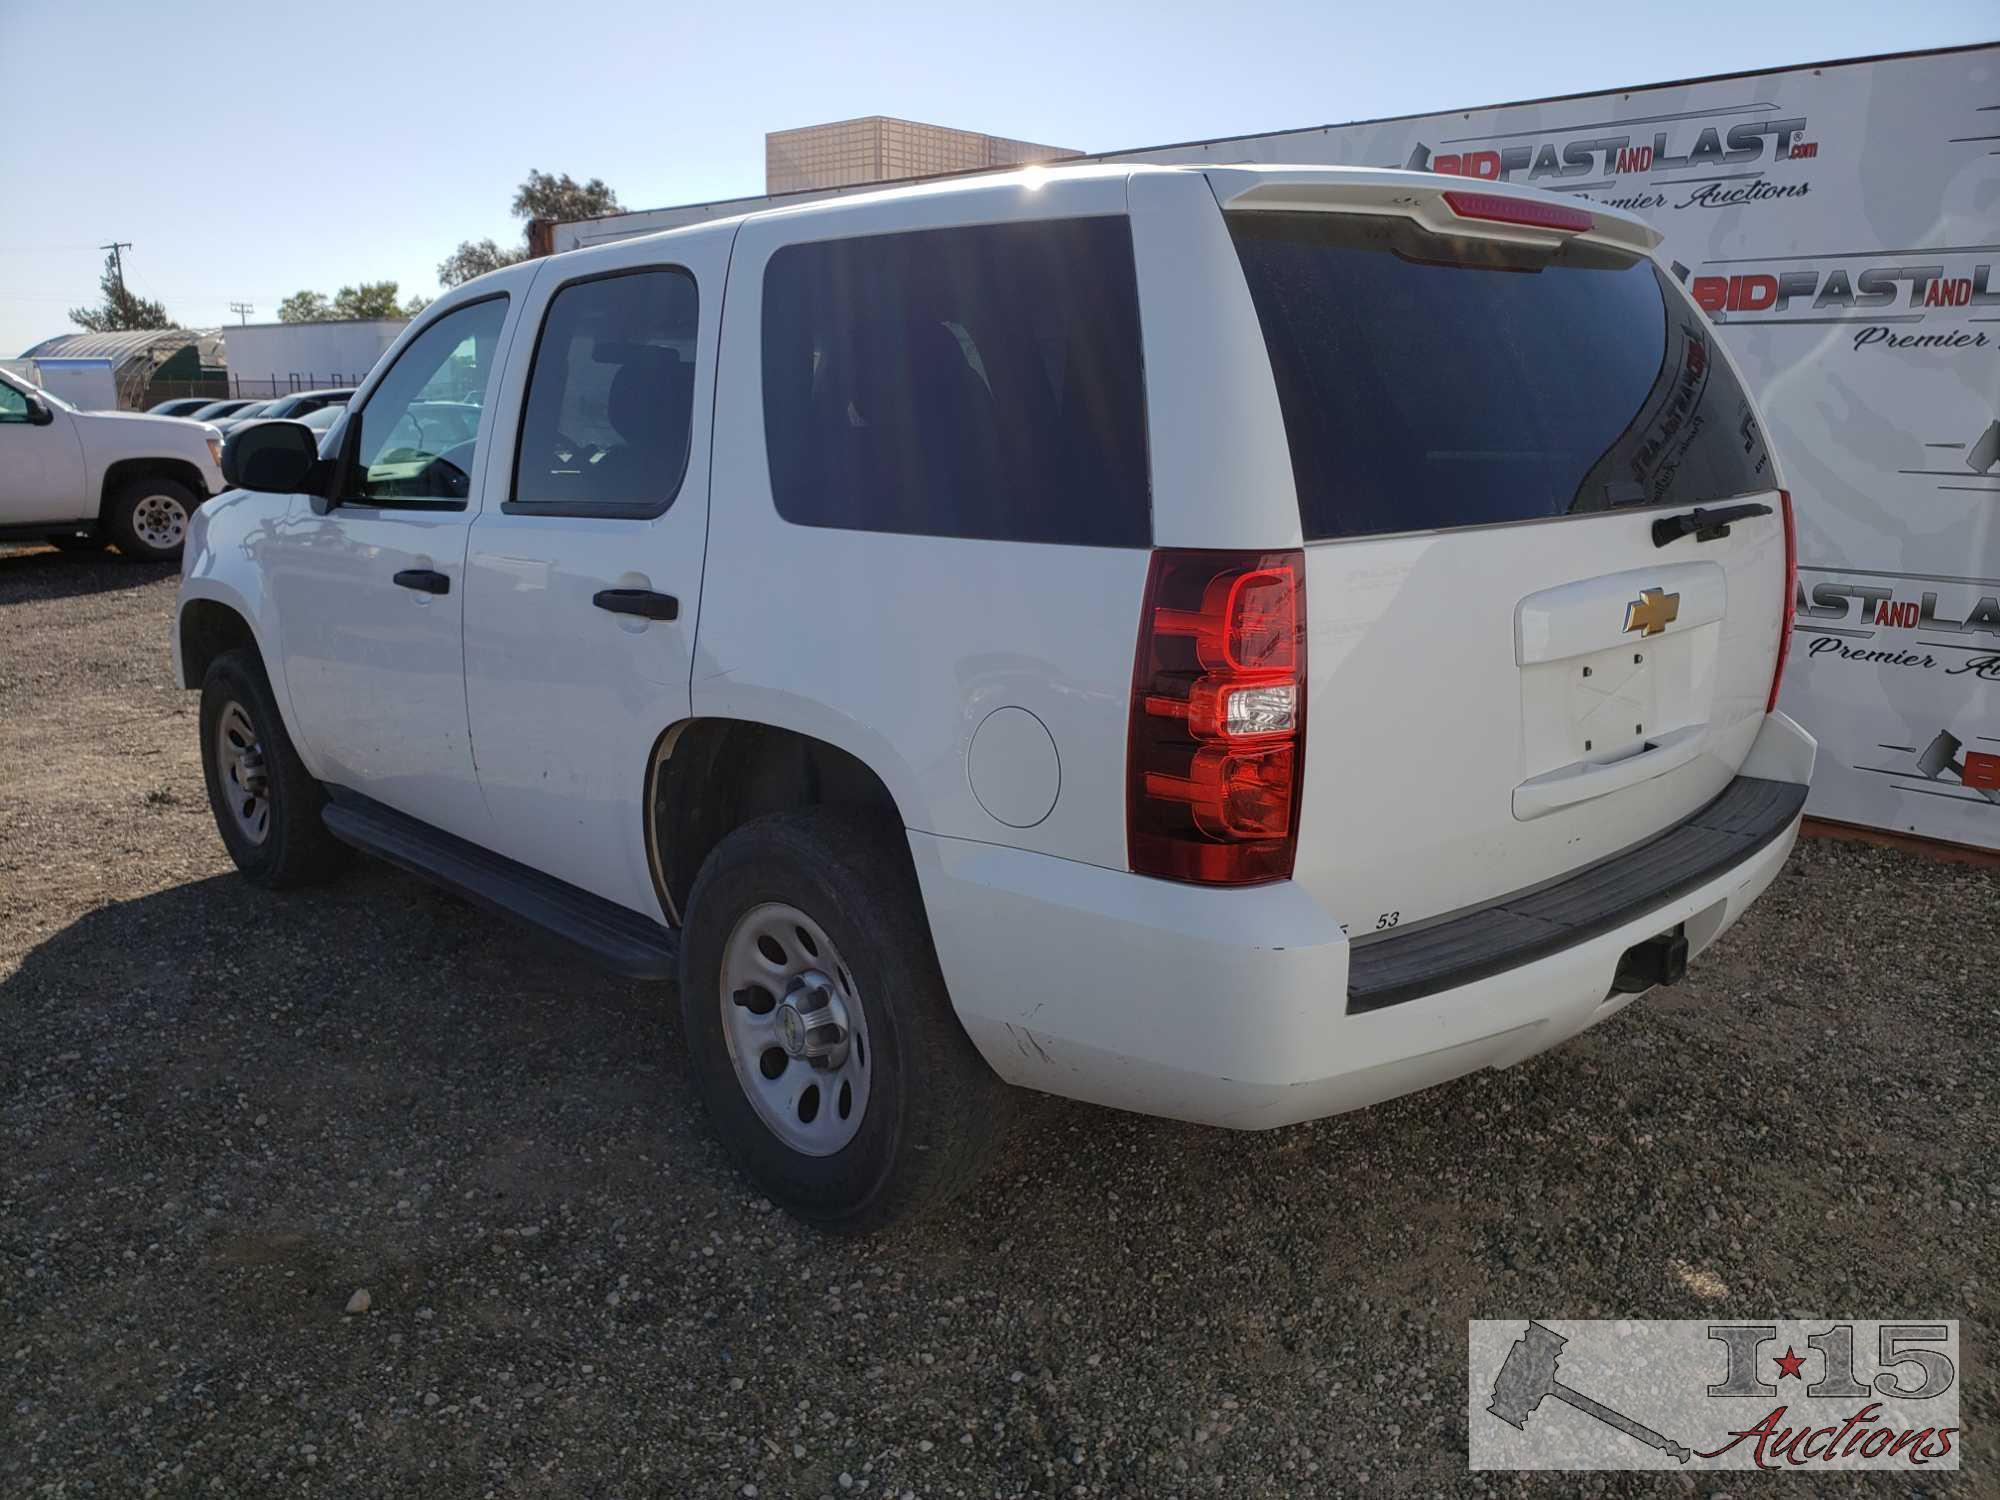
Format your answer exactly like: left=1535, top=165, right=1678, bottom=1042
left=2, top=367, right=223, bottom=559
left=176, top=164, right=1813, bottom=1229
left=189, top=398, right=262, bottom=423
left=258, top=387, right=354, bottom=421
left=147, top=396, right=218, bottom=418
left=210, top=401, right=277, bottom=433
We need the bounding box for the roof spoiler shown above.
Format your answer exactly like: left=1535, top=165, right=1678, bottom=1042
left=1202, top=166, right=1663, bottom=255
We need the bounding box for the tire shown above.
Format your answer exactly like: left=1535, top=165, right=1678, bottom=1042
left=46, top=531, right=109, bottom=553
left=106, top=475, right=197, bottom=562
left=679, top=807, right=1010, bottom=1231
left=198, top=649, right=349, bottom=889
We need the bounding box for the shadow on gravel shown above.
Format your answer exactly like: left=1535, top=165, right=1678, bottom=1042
left=0, top=545, right=176, bottom=606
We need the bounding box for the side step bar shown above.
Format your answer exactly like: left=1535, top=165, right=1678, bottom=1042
left=1346, top=775, right=1807, bottom=1013
left=320, top=790, right=679, bottom=980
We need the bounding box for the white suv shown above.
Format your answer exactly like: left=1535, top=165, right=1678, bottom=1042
left=176, top=165, right=1813, bottom=1229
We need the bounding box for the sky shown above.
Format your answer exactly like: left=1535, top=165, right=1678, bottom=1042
left=1, top=0, right=1993, bottom=356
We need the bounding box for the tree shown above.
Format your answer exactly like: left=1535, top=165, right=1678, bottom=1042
left=69, top=250, right=171, bottom=333
left=512, top=169, right=620, bottom=226
left=278, top=289, right=332, bottom=323
left=329, top=282, right=407, bottom=320
left=402, top=293, right=431, bottom=318
left=438, top=170, right=623, bottom=287
left=436, top=237, right=524, bottom=289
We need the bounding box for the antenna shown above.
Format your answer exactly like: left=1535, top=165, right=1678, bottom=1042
left=229, top=302, right=255, bottom=325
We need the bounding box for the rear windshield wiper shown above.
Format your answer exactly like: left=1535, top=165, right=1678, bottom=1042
left=1651, top=501, right=1773, bottom=548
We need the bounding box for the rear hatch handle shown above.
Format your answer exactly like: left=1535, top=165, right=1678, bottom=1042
left=1652, top=501, right=1772, bottom=548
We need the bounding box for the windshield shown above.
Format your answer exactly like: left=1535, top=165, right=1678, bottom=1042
left=1226, top=211, right=1772, bottom=540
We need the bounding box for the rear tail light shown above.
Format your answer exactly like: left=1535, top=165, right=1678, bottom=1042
left=1768, top=487, right=1797, bottom=714
left=1441, top=190, right=1594, bottom=234
left=1128, top=549, right=1306, bottom=884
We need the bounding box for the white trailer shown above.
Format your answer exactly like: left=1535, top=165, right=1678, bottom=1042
left=555, top=45, right=2000, bottom=852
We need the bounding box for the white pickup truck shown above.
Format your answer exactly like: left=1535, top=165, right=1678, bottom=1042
left=0, top=367, right=224, bottom=561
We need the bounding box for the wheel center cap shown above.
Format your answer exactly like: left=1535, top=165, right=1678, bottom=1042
left=775, top=976, right=849, bottom=1068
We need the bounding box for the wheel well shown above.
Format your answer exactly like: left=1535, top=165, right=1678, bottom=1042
left=101, top=458, right=208, bottom=522
left=178, top=600, right=258, bottom=689
left=650, top=720, right=903, bottom=923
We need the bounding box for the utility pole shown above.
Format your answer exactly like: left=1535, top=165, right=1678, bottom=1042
left=100, top=241, right=133, bottom=294
left=229, top=301, right=254, bottom=325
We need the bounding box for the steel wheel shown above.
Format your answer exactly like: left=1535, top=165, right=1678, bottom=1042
left=130, top=492, right=189, bottom=552
left=719, top=901, right=872, bottom=1157
left=214, top=700, right=270, bottom=845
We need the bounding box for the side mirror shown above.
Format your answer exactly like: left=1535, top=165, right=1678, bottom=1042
left=26, top=397, right=54, bottom=426
left=223, top=419, right=323, bottom=494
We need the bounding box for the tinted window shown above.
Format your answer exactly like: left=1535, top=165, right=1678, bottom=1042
left=761, top=218, right=1149, bottom=547
left=1227, top=212, right=1772, bottom=541
left=0, top=378, right=27, bottom=421
left=349, top=297, right=507, bottom=505
left=512, top=269, right=698, bottom=515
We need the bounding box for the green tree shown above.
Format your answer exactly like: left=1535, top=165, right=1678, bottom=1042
left=330, top=282, right=406, bottom=319
left=512, top=169, right=621, bottom=225
left=436, top=237, right=523, bottom=289
left=69, top=250, right=171, bottom=332
left=278, top=289, right=333, bottom=323
left=402, top=293, right=432, bottom=318
left=438, top=170, right=623, bottom=288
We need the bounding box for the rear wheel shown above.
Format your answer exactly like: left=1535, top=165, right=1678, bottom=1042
left=107, top=475, right=196, bottom=562
left=198, top=649, right=349, bottom=889
left=679, top=808, right=1009, bottom=1231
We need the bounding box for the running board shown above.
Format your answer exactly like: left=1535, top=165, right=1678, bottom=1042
left=320, top=791, right=679, bottom=980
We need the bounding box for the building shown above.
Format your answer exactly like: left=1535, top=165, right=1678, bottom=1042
left=765, top=116, right=1080, bottom=193
left=220, top=318, right=407, bottom=400
left=17, top=328, right=225, bottom=409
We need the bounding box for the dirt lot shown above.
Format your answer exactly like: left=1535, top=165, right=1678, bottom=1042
left=2, top=541, right=1994, bottom=1498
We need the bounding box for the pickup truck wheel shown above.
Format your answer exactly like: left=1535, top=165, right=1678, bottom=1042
left=199, top=649, right=349, bottom=889
left=107, top=476, right=196, bottom=562
left=680, top=808, right=1009, bottom=1232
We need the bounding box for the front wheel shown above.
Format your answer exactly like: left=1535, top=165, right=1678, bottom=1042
left=679, top=808, right=1009, bottom=1231
left=198, top=649, right=349, bottom=889
left=107, top=475, right=197, bottom=562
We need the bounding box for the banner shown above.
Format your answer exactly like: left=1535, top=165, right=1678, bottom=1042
left=1108, top=46, right=2000, bottom=848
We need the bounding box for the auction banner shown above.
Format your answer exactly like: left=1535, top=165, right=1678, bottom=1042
left=1111, top=45, right=2000, bottom=850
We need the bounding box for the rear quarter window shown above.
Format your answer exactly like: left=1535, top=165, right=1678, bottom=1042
left=760, top=217, right=1151, bottom=547
left=1226, top=211, right=1772, bottom=541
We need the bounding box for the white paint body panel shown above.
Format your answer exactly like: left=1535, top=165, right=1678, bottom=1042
left=1, top=366, right=222, bottom=526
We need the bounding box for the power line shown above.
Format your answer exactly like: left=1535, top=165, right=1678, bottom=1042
left=229, top=302, right=255, bottom=324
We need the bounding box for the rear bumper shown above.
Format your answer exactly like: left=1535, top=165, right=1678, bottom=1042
left=912, top=711, right=1814, bottom=1130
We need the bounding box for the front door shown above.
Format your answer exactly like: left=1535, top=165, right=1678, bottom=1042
left=0, top=375, right=86, bottom=525
left=462, top=232, right=731, bottom=918
left=265, top=289, right=524, bottom=843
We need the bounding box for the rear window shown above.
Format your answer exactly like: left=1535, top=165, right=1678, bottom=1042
left=760, top=217, right=1151, bottom=547
left=1227, top=212, right=1771, bottom=541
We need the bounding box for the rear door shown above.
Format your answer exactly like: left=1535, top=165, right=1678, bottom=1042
left=461, top=227, right=729, bottom=917
left=1211, top=173, right=1788, bottom=934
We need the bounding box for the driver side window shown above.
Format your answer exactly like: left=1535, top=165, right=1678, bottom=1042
left=348, top=296, right=509, bottom=506
left=0, top=379, right=30, bottom=422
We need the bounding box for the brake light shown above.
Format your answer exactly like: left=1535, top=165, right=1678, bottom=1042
left=1441, top=190, right=1594, bottom=234
left=1768, top=488, right=1797, bottom=714
left=1129, top=549, right=1306, bottom=884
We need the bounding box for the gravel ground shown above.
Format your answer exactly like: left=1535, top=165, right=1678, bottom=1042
left=2, top=542, right=1994, bottom=1499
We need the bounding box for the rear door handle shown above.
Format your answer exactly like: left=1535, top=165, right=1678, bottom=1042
left=593, top=588, right=679, bottom=621
left=393, top=569, right=450, bottom=594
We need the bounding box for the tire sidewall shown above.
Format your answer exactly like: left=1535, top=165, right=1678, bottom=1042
left=111, top=477, right=195, bottom=562
left=680, top=819, right=918, bottom=1225
left=199, top=654, right=299, bottom=883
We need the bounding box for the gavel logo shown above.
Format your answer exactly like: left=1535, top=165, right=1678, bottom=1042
left=1488, top=1321, right=1692, bottom=1464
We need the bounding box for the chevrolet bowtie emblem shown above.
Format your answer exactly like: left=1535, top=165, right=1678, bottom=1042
left=1623, top=586, right=1681, bottom=637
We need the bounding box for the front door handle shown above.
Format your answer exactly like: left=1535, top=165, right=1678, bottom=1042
left=393, top=568, right=450, bottom=595
left=593, top=588, right=679, bottom=621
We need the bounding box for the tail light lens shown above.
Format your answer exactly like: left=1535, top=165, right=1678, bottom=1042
left=1768, top=488, right=1796, bottom=714
left=1129, top=549, right=1305, bottom=884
